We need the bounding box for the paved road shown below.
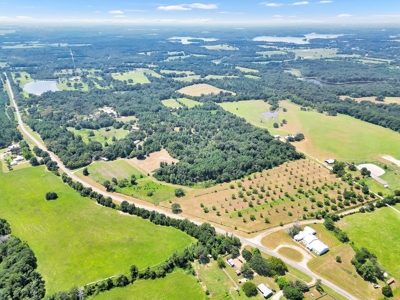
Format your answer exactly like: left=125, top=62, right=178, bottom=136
left=4, top=73, right=358, bottom=300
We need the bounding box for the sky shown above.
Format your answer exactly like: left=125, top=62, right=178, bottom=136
left=1, top=0, right=400, bottom=25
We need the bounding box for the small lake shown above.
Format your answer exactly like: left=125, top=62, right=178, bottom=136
left=253, top=33, right=344, bottom=44
left=168, top=37, right=218, bottom=44
left=23, top=81, right=60, bottom=96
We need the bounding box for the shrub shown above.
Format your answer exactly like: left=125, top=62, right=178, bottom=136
left=382, top=285, right=393, bottom=297
left=45, top=192, right=58, bottom=200
left=242, top=282, right=258, bottom=297
left=171, top=203, right=182, bottom=214
left=174, top=188, right=185, bottom=197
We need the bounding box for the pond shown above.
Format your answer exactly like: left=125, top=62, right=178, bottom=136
left=23, top=80, right=60, bottom=96
left=253, top=33, right=344, bottom=44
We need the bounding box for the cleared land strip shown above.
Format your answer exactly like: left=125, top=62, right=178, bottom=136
left=4, top=73, right=357, bottom=300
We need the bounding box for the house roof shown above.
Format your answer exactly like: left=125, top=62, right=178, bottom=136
left=303, top=234, right=318, bottom=245
left=257, top=283, right=273, bottom=297
left=309, top=240, right=329, bottom=255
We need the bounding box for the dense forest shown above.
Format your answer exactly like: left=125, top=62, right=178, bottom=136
left=0, top=79, right=22, bottom=148
left=0, top=218, right=46, bottom=299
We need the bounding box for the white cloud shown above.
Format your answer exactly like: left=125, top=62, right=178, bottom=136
left=319, top=0, right=332, bottom=3
left=273, top=14, right=283, bottom=18
left=16, top=16, right=33, bottom=19
left=337, top=14, right=352, bottom=17
left=291, top=1, right=309, bottom=5
left=220, top=11, right=244, bottom=15
left=93, top=11, right=101, bottom=13
left=109, top=10, right=124, bottom=14
left=189, top=3, right=218, bottom=9
left=125, top=9, right=146, bottom=12
left=261, top=2, right=283, bottom=6
left=157, top=3, right=218, bottom=11
left=114, top=15, right=126, bottom=18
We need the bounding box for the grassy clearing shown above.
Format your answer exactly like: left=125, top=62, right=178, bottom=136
left=277, top=247, right=303, bottom=262
left=0, top=166, right=193, bottom=294
left=236, top=66, right=259, bottom=73
left=257, top=51, right=287, bottom=57
left=204, top=75, right=238, bottom=80
left=219, top=99, right=400, bottom=164
left=112, top=71, right=150, bottom=84
left=307, top=224, right=385, bottom=300
left=338, top=207, right=400, bottom=279
left=57, top=79, right=89, bottom=91
left=289, top=48, right=359, bottom=59
left=12, top=71, right=33, bottom=97
left=91, top=269, right=205, bottom=300
left=161, top=99, right=182, bottom=108
left=116, top=116, right=137, bottom=123
left=245, top=75, right=260, bottom=80
left=339, top=95, right=400, bottom=105
left=284, top=68, right=302, bottom=77
left=177, top=98, right=203, bottom=108
left=173, top=75, right=201, bottom=82
left=68, top=127, right=130, bottom=146
left=261, top=230, right=298, bottom=250
left=174, top=158, right=358, bottom=233
left=178, top=83, right=236, bottom=97
left=202, top=44, right=238, bottom=51
left=160, top=70, right=194, bottom=75
left=86, top=159, right=177, bottom=204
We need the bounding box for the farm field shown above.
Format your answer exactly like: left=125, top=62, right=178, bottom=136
left=338, top=207, right=400, bottom=280
left=161, top=98, right=182, bottom=108
left=340, top=95, right=400, bottom=105
left=177, top=97, right=203, bottom=108
left=140, top=68, right=163, bottom=78
left=236, top=66, right=259, bottom=73
left=202, top=44, right=238, bottom=50
left=170, top=159, right=360, bottom=233
left=245, top=75, right=260, bottom=79
left=219, top=99, right=400, bottom=163
left=85, top=159, right=178, bottom=204
left=257, top=50, right=287, bottom=57
left=177, top=83, right=236, bottom=96
left=289, top=48, right=359, bottom=59
left=130, top=149, right=179, bottom=174
left=112, top=71, right=150, bottom=84
left=91, top=270, right=205, bottom=300
left=306, top=224, right=388, bottom=300
left=173, top=75, right=201, bottom=82
left=68, top=127, right=130, bottom=146
left=57, top=78, right=89, bottom=91
left=0, top=166, right=194, bottom=294
left=205, top=75, right=238, bottom=80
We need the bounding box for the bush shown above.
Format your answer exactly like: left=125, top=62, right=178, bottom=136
left=336, top=256, right=342, bottom=263
left=242, top=282, right=258, bottom=297
left=171, top=203, right=182, bottom=214
left=45, top=192, right=58, bottom=200
left=382, top=285, right=393, bottom=297
left=174, top=188, right=185, bottom=197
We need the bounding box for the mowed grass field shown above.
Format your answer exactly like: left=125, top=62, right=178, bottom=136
left=68, top=127, right=130, bottom=146
left=112, top=71, right=150, bottom=84
left=338, top=207, right=400, bottom=279
left=161, top=99, right=182, bottom=108
left=0, top=166, right=193, bottom=294
left=91, top=270, right=205, bottom=300
left=177, top=98, right=203, bottom=108
left=86, top=159, right=178, bottom=204
left=340, top=95, right=400, bottom=105
left=177, top=83, right=236, bottom=96
left=219, top=100, right=400, bottom=163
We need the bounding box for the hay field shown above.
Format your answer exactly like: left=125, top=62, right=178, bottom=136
left=171, top=159, right=359, bottom=233
left=177, top=83, right=236, bottom=97
left=129, top=149, right=179, bottom=174
left=340, top=95, right=400, bottom=105
left=0, top=166, right=193, bottom=294
left=177, top=98, right=203, bottom=108
left=112, top=71, right=150, bottom=84
left=219, top=99, right=400, bottom=163
left=161, top=99, right=182, bottom=108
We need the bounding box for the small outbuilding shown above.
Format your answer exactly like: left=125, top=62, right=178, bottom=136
left=325, top=158, right=335, bottom=164
left=386, top=278, right=395, bottom=285
left=235, top=270, right=241, bottom=276
left=308, top=240, right=329, bottom=256
left=227, top=258, right=234, bottom=267
left=238, top=278, right=248, bottom=284
left=257, top=283, right=273, bottom=298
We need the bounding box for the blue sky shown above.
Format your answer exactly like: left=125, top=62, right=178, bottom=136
left=1, top=1, right=400, bottom=25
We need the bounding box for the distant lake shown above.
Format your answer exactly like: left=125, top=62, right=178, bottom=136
left=23, top=80, right=60, bottom=96
left=253, top=33, right=344, bottom=44
left=168, top=37, right=218, bottom=44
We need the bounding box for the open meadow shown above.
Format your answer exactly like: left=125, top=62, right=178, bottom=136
left=236, top=66, right=259, bottom=73
left=219, top=100, right=400, bottom=164
left=68, top=127, right=130, bottom=146
left=57, top=78, right=89, bottom=91
left=338, top=207, right=400, bottom=280
left=169, top=159, right=361, bottom=233
left=161, top=99, right=182, bottom=108
left=202, top=44, right=238, bottom=50
left=177, top=83, right=236, bottom=96
left=11, top=71, right=33, bottom=97
left=340, top=95, right=400, bottom=105
left=85, top=158, right=178, bottom=204
left=177, top=97, right=203, bottom=108
left=288, top=48, right=359, bottom=59
left=112, top=71, right=150, bottom=84
left=90, top=270, right=206, bottom=300
left=0, top=166, right=193, bottom=294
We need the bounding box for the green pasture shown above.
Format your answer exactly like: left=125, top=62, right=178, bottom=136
left=12, top=71, right=33, bottom=97
left=161, top=99, right=182, bottom=108
left=68, top=127, right=130, bottom=146
left=174, top=75, right=201, bottom=82
left=204, top=75, right=238, bottom=80
left=57, top=79, right=89, bottom=91
left=160, top=70, right=194, bottom=75
left=257, top=50, right=287, bottom=57
left=338, top=207, right=400, bottom=279
left=91, top=270, right=205, bottom=300
left=245, top=75, right=261, bottom=79
left=0, top=166, right=193, bottom=294
left=236, top=66, right=259, bottom=73
left=177, top=98, right=202, bottom=108
left=87, top=160, right=177, bottom=204
left=112, top=72, right=150, bottom=84
left=289, top=48, right=359, bottom=60
left=219, top=100, right=400, bottom=164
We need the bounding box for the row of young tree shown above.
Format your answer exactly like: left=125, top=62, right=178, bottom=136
left=0, top=218, right=46, bottom=300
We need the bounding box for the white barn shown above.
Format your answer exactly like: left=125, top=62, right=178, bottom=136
left=308, top=240, right=329, bottom=255
left=294, top=226, right=329, bottom=256
left=257, top=283, right=273, bottom=298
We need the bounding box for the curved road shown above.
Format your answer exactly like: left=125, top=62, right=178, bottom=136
left=4, top=73, right=358, bottom=300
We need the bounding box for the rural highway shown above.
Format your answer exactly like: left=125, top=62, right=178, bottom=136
left=4, top=73, right=358, bottom=300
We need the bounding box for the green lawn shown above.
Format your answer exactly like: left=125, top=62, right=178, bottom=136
left=245, top=75, right=260, bottom=80
left=236, top=66, right=259, bottom=73
left=68, top=127, right=130, bottom=146
left=173, top=75, right=201, bottom=82
left=112, top=72, right=150, bottom=84
left=57, top=79, right=89, bottom=91
left=338, top=207, right=400, bottom=279
left=90, top=270, right=206, bottom=300
left=161, top=99, right=182, bottom=108
left=12, top=71, right=33, bottom=97
left=0, top=166, right=193, bottom=294
left=87, top=160, right=177, bottom=204
left=177, top=98, right=203, bottom=108
left=219, top=100, right=400, bottom=164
